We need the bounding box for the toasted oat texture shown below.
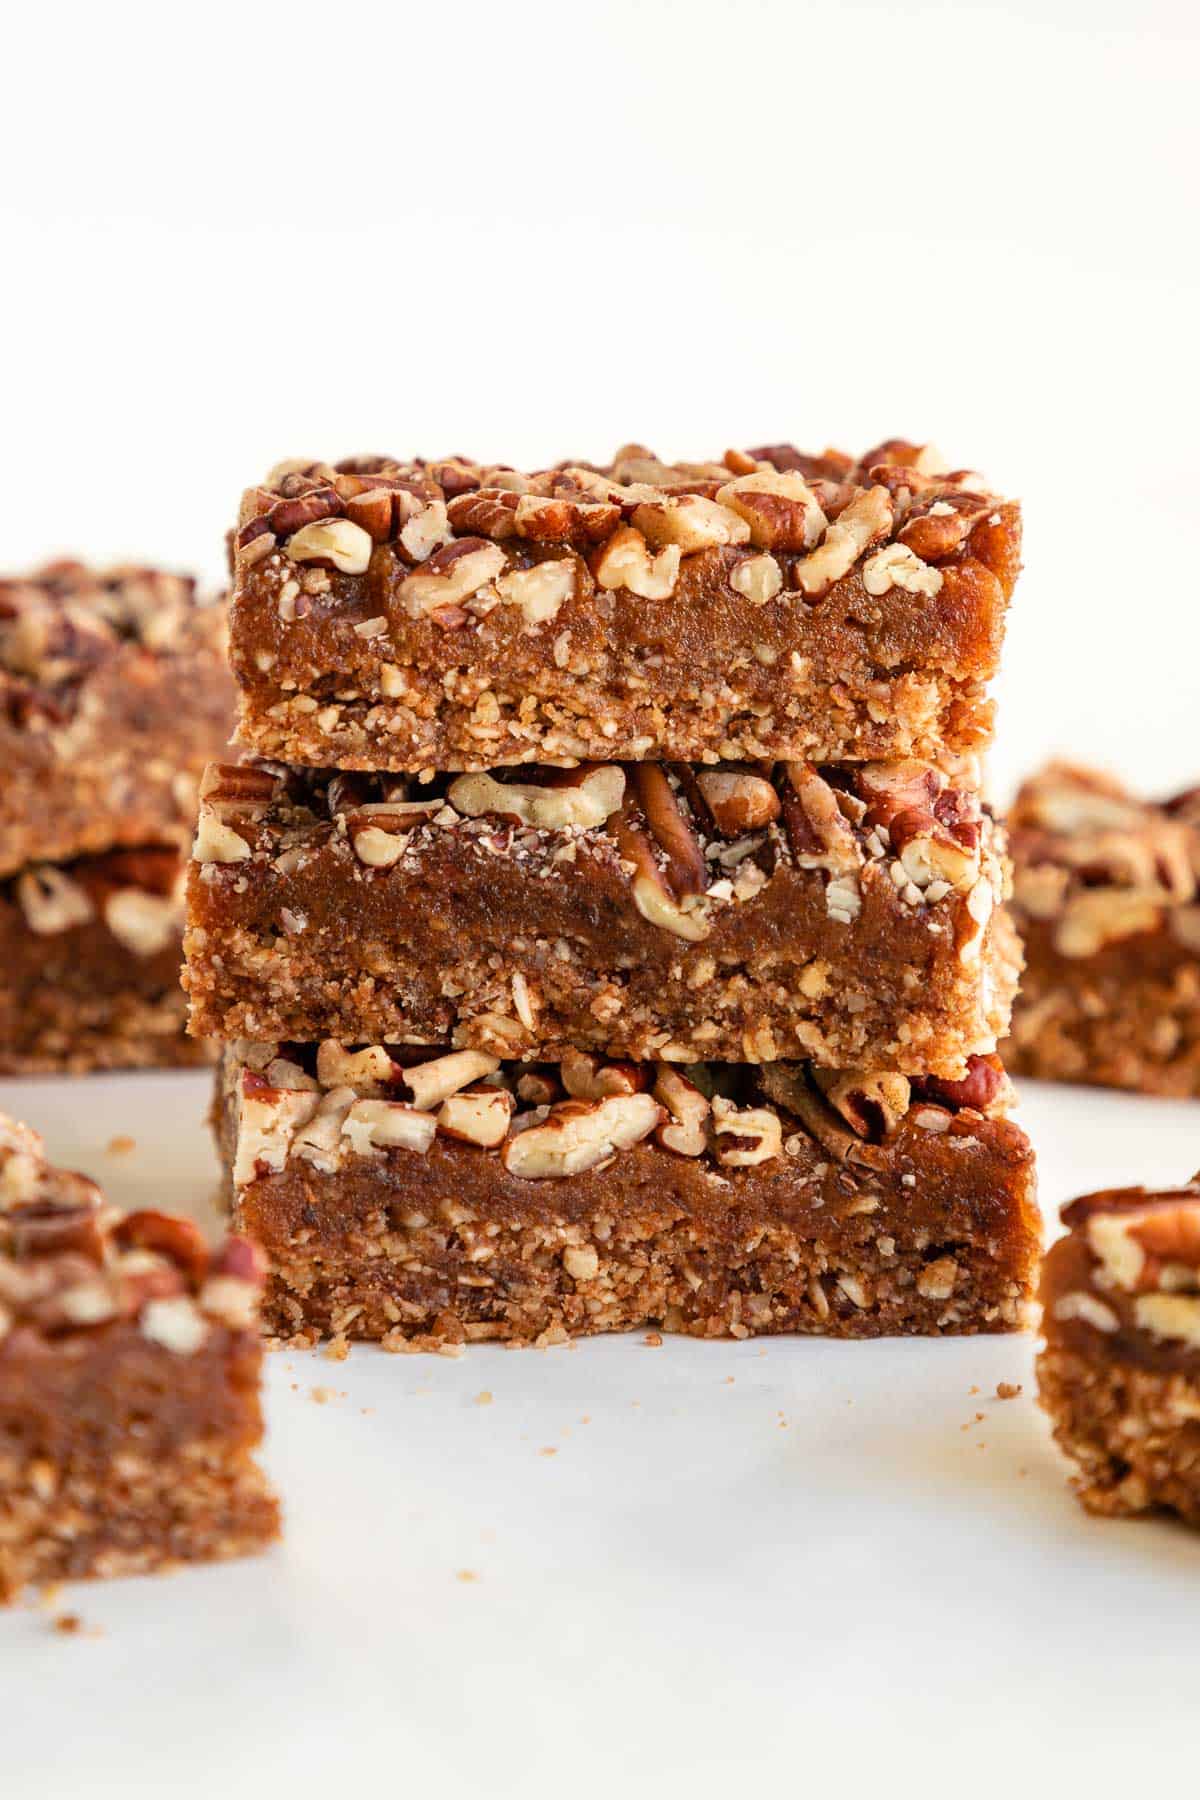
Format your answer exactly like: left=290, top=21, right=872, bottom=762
left=1003, top=764, right=1200, bottom=1096
left=0, top=562, right=234, bottom=878
left=214, top=1042, right=1039, bottom=1351
left=227, top=440, right=1020, bottom=773
left=185, top=756, right=1018, bottom=1077
left=0, top=844, right=211, bottom=1075
left=1038, top=1183, right=1200, bottom=1526
left=0, top=1115, right=279, bottom=1601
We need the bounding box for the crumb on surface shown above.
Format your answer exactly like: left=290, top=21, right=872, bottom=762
left=324, top=1335, right=350, bottom=1362
left=310, top=1386, right=335, bottom=1405
left=456, top=1569, right=480, bottom=1583
left=969, top=1385, right=980, bottom=1396
left=996, top=1381, right=1023, bottom=1400
left=474, top=1390, right=494, bottom=1406
left=53, top=1614, right=85, bottom=1635
left=538, top=1447, right=558, bottom=1457
left=644, top=1331, right=663, bottom=1347
left=106, top=1135, right=136, bottom=1155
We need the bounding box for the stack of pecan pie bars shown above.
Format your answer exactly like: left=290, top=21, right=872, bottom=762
left=184, top=440, right=1041, bottom=1350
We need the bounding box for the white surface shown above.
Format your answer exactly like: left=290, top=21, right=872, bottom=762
left=1, top=1069, right=1197, bottom=1799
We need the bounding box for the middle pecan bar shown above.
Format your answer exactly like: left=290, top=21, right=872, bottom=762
left=185, top=758, right=1018, bottom=1076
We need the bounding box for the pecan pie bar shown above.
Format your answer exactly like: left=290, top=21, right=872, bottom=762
left=0, top=845, right=209, bottom=1075
left=214, top=1041, right=1039, bottom=1350
left=1039, top=1181, right=1200, bottom=1527
left=1003, top=764, right=1200, bottom=1096
left=0, top=1115, right=279, bottom=1601
left=228, top=440, right=1020, bottom=774
left=185, top=757, right=1018, bottom=1077
left=0, top=562, right=234, bottom=878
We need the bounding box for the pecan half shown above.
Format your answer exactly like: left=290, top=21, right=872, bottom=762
left=437, top=1087, right=515, bottom=1147
left=630, top=494, right=749, bottom=553
left=398, top=539, right=507, bottom=618
left=711, top=1098, right=783, bottom=1167
left=813, top=1070, right=912, bottom=1140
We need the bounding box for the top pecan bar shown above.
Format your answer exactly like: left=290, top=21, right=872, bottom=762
left=228, top=439, right=1020, bottom=773
left=0, top=562, right=234, bottom=876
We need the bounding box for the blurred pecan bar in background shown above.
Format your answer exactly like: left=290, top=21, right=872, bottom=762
left=0, top=845, right=209, bottom=1074
left=1002, top=764, right=1200, bottom=1096
left=0, top=562, right=234, bottom=877
left=186, top=756, right=1019, bottom=1078
left=1039, top=1181, right=1200, bottom=1527
left=227, top=440, right=1020, bottom=774
left=0, top=1114, right=279, bottom=1602
left=214, top=1041, right=1039, bottom=1350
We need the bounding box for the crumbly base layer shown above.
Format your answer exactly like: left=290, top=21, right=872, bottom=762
left=240, top=1183, right=1034, bottom=1352
left=0, top=990, right=213, bottom=1076
left=0, top=1438, right=279, bottom=1602
left=236, top=670, right=992, bottom=778
left=1004, top=956, right=1200, bottom=1098
left=188, top=917, right=1017, bottom=1074
left=1037, top=1343, right=1200, bottom=1526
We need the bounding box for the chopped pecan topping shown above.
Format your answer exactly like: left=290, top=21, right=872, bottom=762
left=448, top=764, right=625, bottom=831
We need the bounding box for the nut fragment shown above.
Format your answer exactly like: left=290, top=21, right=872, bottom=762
left=233, top=1075, right=320, bottom=1187
left=342, top=1099, right=437, bottom=1157
left=862, top=541, right=943, bottom=597
left=591, top=526, right=681, bottom=599
left=711, top=1098, right=783, bottom=1167
left=694, top=768, right=780, bottom=835
left=716, top=470, right=827, bottom=550
left=501, top=1093, right=664, bottom=1178
left=193, top=809, right=252, bottom=864
left=653, top=1066, right=710, bottom=1156
left=560, top=1048, right=646, bottom=1100
left=398, top=540, right=507, bottom=618
left=494, top=559, right=575, bottom=626
left=437, top=1087, right=515, bottom=1147
left=793, top=486, right=893, bottom=597
left=404, top=1050, right=501, bottom=1111
left=448, top=765, right=625, bottom=831
left=16, top=867, right=94, bottom=935
left=286, top=518, right=373, bottom=575
left=630, top=494, right=749, bottom=553
left=103, top=888, right=179, bottom=958
left=316, top=1042, right=401, bottom=1090
left=729, top=553, right=783, bottom=605
left=815, top=1070, right=912, bottom=1140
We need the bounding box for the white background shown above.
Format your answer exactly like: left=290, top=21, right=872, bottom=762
left=2, top=3, right=1199, bottom=1794
left=2, top=0, right=1198, bottom=801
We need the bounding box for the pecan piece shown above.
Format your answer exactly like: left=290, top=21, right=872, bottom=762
left=403, top=1050, right=501, bottom=1111
left=500, top=1093, right=664, bottom=1179
left=560, top=1049, right=647, bottom=1101
left=285, top=518, right=373, bottom=575
left=779, top=764, right=862, bottom=874
left=653, top=1066, right=710, bottom=1157
left=792, top=486, right=893, bottom=598
left=448, top=764, right=625, bottom=831
left=692, top=767, right=781, bottom=835
left=630, top=494, right=749, bottom=553
left=715, top=470, right=827, bottom=550
left=813, top=1069, right=912, bottom=1140
left=113, top=1210, right=209, bottom=1282
left=711, top=1098, right=783, bottom=1167
left=437, top=1087, right=515, bottom=1147
left=398, top=539, right=507, bottom=618
left=591, top=526, right=681, bottom=599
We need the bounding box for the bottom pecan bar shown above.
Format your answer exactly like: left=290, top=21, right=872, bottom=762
left=215, top=1042, right=1040, bottom=1349
left=1003, top=763, right=1200, bottom=1097
left=0, top=1115, right=279, bottom=1601
left=0, top=845, right=210, bottom=1075
left=1038, top=1181, right=1200, bottom=1528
